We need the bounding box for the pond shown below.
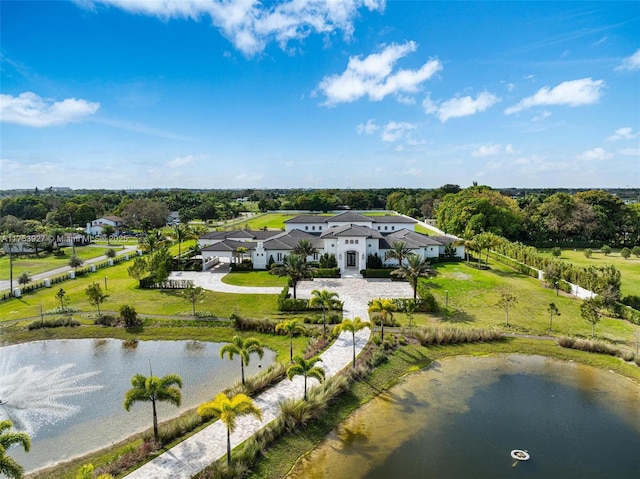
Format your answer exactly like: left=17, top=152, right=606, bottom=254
left=288, top=355, right=640, bottom=479
left=0, top=339, right=275, bottom=474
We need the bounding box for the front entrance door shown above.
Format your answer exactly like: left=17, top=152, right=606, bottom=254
left=346, top=251, right=357, bottom=267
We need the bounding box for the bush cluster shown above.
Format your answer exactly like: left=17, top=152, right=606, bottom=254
left=412, top=326, right=503, bottom=346
left=232, top=314, right=277, bottom=334
left=557, top=337, right=636, bottom=363
left=27, top=317, right=81, bottom=330
left=277, top=285, right=309, bottom=311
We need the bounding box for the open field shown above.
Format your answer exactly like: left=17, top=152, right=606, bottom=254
left=0, top=246, right=115, bottom=281
left=392, top=260, right=638, bottom=349
left=539, top=248, right=640, bottom=298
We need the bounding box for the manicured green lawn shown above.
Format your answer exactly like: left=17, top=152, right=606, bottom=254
left=222, top=270, right=287, bottom=287
left=0, top=246, right=116, bottom=281
left=243, top=213, right=297, bottom=230
left=393, top=260, right=638, bottom=347
left=539, top=248, right=640, bottom=298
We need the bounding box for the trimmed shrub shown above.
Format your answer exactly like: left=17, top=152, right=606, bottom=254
left=312, top=267, right=340, bottom=278
left=361, top=268, right=393, bottom=278
left=28, top=318, right=81, bottom=330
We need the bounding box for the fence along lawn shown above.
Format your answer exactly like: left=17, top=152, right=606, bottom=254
left=0, top=246, right=116, bottom=281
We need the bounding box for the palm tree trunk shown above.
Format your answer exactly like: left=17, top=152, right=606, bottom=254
left=240, top=358, right=245, bottom=385
left=152, top=399, right=158, bottom=441
left=303, top=375, right=307, bottom=400
left=226, top=425, right=232, bottom=466
left=322, top=309, right=327, bottom=336
left=380, top=319, right=384, bottom=341
left=289, top=337, right=293, bottom=363
left=292, top=280, right=297, bottom=299
left=352, top=332, right=356, bottom=368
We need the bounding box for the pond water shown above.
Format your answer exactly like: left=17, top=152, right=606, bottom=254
left=0, top=339, right=275, bottom=474
left=288, top=355, right=640, bottom=479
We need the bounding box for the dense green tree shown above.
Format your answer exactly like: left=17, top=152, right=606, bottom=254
left=123, top=372, right=183, bottom=442
left=121, top=199, right=170, bottom=230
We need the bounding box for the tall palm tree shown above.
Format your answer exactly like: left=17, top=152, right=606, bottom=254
left=139, top=229, right=167, bottom=253
left=385, top=241, right=411, bottom=267
left=0, top=420, right=31, bottom=479
left=286, top=355, right=325, bottom=400
left=391, top=253, right=434, bottom=300
left=197, top=392, right=262, bottom=467
left=309, top=289, right=341, bottom=336
left=293, top=239, right=317, bottom=262
left=123, top=372, right=183, bottom=441
left=172, top=223, right=194, bottom=258
left=368, top=298, right=396, bottom=341
left=332, top=317, right=370, bottom=367
left=272, top=254, right=313, bottom=299
left=220, top=336, right=264, bottom=385
left=275, top=319, right=306, bottom=363
left=473, top=232, right=502, bottom=266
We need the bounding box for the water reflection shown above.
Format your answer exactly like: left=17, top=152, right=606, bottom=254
left=1, top=339, right=275, bottom=473
left=288, top=355, right=640, bottom=479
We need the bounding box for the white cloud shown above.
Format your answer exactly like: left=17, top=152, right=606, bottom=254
left=166, top=155, right=196, bottom=168
left=356, top=119, right=379, bottom=134
left=381, top=121, right=416, bottom=142
left=618, top=148, right=640, bottom=156
left=607, top=127, right=639, bottom=141
left=615, top=48, right=640, bottom=71
left=505, top=78, right=604, bottom=114
left=531, top=110, right=552, bottom=122
left=424, top=91, right=499, bottom=122
left=0, top=92, right=99, bottom=127
left=317, top=41, right=442, bottom=105
left=578, top=147, right=612, bottom=161
left=471, top=143, right=514, bottom=157
left=78, top=0, right=385, bottom=57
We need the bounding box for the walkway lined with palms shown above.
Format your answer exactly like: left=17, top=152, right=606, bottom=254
left=125, top=271, right=410, bottom=478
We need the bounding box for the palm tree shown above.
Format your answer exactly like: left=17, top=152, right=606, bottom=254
left=385, top=241, right=411, bottom=267
left=220, top=336, right=264, bottom=386
left=391, top=253, right=433, bottom=300
left=473, top=232, right=502, bottom=267
left=0, top=420, right=31, bottom=479
left=309, top=289, right=341, bottom=336
left=123, top=372, right=183, bottom=442
left=286, top=355, right=325, bottom=400
left=139, top=229, right=167, bottom=253
left=332, top=317, right=370, bottom=367
left=172, top=223, right=193, bottom=258
left=197, top=392, right=262, bottom=467
left=293, top=239, right=317, bottom=262
left=275, top=319, right=306, bottom=363
left=463, top=237, right=479, bottom=264
left=272, top=254, right=313, bottom=299
left=368, top=298, right=396, bottom=341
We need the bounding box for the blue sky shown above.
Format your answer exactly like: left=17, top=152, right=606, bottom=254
left=1, top=0, right=639, bottom=190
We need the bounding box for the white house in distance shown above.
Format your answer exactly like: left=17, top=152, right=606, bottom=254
left=198, top=211, right=463, bottom=275
left=86, top=215, right=125, bottom=236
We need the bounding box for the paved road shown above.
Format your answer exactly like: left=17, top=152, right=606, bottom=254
left=125, top=267, right=412, bottom=479
left=0, top=246, right=139, bottom=293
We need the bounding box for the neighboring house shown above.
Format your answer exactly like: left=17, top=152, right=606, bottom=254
left=167, top=211, right=180, bottom=226
left=86, top=216, right=124, bottom=236
left=198, top=211, right=463, bottom=274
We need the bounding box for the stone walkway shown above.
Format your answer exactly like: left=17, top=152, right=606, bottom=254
left=125, top=267, right=411, bottom=478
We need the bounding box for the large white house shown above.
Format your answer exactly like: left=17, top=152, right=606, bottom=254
left=86, top=216, right=125, bottom=236
left=199, top=211, right=463, bottom=275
